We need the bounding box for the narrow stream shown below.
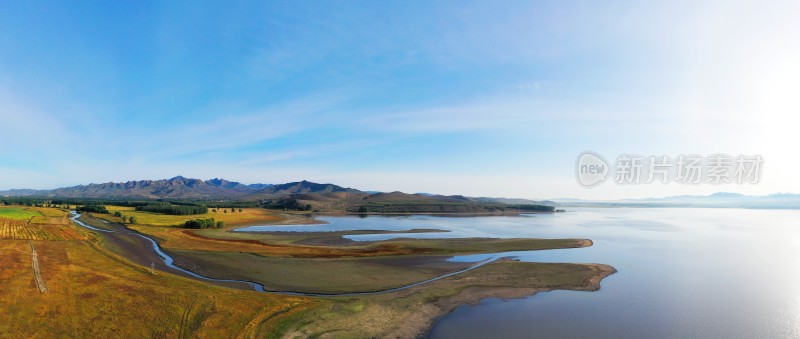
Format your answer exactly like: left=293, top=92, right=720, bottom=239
left=70, top=212, right=501, bottom=297
left=70, top=212, right=266, bottom=291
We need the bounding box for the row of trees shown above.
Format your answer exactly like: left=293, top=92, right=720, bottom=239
left=135, top=202, right=208, bottom=215
left=3, top=201, right=72, bottom=209
left=2, top=199, right=53, bottom=207
left=205, top=201, right=260, bottom=208
left=211, top=208, right=243, bottom=213
left=113, top=211, right=137, bottom=224
left=183, top=218, right=224, bottom=229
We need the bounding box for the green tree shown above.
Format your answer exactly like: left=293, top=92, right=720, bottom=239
left=216, top=221, right=225, bottom=228
left=114, top=211, right=122, bottom=217
left=129, top=216, right=137, bottom=224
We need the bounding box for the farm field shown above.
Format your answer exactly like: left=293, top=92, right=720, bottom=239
left=0, top=207, right=81, bottom=241
left=28, top=206, right=71, bottom=224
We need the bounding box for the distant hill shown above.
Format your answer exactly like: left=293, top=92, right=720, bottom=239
left=362, top=192, right=483, bottom=204
left=0, top=189, right=44, bottom=196
left=348, top=191, right=552, bottom=213
left=474, top=197, right=558, bottom=207
left=264, top=180, right=360, bottom=195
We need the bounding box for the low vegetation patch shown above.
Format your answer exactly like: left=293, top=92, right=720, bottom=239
left=168, top=250, right=471, bottom=294
left=0, top=207, right=42, bottom=220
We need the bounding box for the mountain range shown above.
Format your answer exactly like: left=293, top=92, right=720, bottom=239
left=0, top=176, right=558, bottom=213
left=0, top=175, right=550, bottom=203
left=0, top=176, right=358, bottom=199
left=8, top=176, right=790, bottom=209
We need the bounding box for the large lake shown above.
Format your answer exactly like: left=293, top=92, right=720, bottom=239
left=237, top=208, right=800, bottom=338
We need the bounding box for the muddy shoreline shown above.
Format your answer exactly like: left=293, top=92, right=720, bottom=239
left=420, top=263, right=617, bottom=338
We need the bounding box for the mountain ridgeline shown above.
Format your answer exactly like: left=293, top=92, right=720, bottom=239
left=0, top=176, right=556, bottom=213
left=0, top=176, right=356, bottom=199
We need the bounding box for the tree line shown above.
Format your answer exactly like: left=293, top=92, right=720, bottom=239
left=508, top=204, right=555, bottom=212
left=135, top=202, right=208, bottom=215
left=183, top=218, right=224, bottom=229
left=76, top=204, right=109, bottom=214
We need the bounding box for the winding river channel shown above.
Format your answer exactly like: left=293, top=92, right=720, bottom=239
left=70, top=212, right=500, bottom=297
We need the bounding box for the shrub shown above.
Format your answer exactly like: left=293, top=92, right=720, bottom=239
left=184, top=218, right=216, bottom=229
left=77, top=204, right=109, bottom=214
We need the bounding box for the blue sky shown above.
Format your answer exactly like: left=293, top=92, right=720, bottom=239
left=1, top=1, right=798, bottom=199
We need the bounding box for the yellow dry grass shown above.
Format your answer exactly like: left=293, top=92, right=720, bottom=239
left=97, top=206, right=281, bottom=226
left=0, top=236, right=319, bottom=337
left=28, top=206, right=71, bottom=224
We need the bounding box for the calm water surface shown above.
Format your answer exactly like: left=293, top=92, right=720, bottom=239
left=239, top=208, right=800, bottom=338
